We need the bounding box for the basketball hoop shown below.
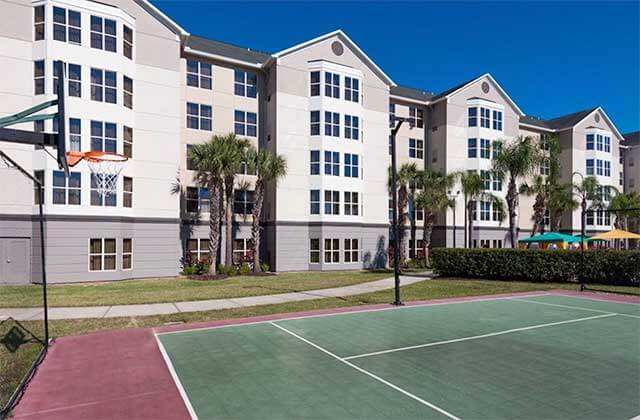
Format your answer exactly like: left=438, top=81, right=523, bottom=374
left=67, top=151, right=127, bottom=195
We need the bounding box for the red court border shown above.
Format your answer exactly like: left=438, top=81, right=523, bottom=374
left=12, top=290, right=639, bottom=419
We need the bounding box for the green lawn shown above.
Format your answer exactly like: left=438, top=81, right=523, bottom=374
left=0, top=271, right=395, bottom=308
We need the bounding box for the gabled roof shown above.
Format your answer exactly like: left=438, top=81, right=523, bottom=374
left=185, top=35, right=271, bottom=66
left=390, top=85, right=434, bottom=102
left=133, top=0, right=188, bottom=36
left=519, top=115, right=552, bottom=130
left=430, top=75, right=483, bottom=101
left=544, top=108, right=598, bottom=130
left=272, top=30, right=395, bottom=86
left=623, top=131, right=640, bottom=146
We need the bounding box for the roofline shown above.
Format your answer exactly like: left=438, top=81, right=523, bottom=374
left=389, top=94, right=429, bottom=105
left=570, top=107, right=624, bottom=140
left=518, top=122, right=555, bottom=132
left=183, top=46, right=264, bottom=69
left=137, top=0, right=189, bottom=36
left=272, top=29, right=396, bottom=86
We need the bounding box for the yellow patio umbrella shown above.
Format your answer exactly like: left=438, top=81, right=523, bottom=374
left=589, top=228, right=640, bottom=240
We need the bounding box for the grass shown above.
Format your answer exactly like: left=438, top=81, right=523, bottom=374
left=0, top=270, right=395, bottom=308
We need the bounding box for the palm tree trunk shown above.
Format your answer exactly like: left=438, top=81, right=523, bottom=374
left=507, top=177, right=518, bottom=248
left=398, top=186, right=408, bottom=262
left=207, top=181, right=221, bottom=275
left=224, top=180, right=234, bottom=267
left=251, top=183, right=265, bottom=273
left=423, top=214, right=434, bottom=267
left=467, top=201, right=474, bottom=248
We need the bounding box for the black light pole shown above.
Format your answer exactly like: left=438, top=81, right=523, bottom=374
left=572, top=172, right=586, bottom=292
left=448, top=190, right=460, bottom=248
left=390, top=117, right=407, bottom=306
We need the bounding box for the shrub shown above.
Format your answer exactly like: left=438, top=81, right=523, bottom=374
left=182, top=260, right=209, bottom=275
left=260, top=263, right=270, bottom=272
left=431, top=248, right=640, bottom=286
left=239, top=262, right=251, bottom=275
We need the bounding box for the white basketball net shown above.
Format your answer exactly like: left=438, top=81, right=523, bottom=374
left=86, top=156, right=126, bottom=196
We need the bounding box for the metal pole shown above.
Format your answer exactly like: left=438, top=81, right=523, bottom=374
left=391, top=119, right=404, bottom=306
left=580, top=198, right=586, bottom=292
left=37, top=183, right=49, bottom=345
left=464, top=194, right=468, bottom=248
left=452, top=205, right=456, bottom=248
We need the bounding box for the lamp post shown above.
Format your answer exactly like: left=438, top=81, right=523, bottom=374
left=448, top=190, right=460, bottom=248
left=572, top=172, right=587, bottom=291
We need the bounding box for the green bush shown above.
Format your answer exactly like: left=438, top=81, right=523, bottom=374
left=260, top=263, right=270, bottom=272
left=239, top=262, right=251, bottom=275
left=182, top=261, right=209, bottom=275
left=431, top=248, right=640, bottom=286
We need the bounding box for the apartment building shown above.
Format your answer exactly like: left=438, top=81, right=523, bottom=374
left=622, top=131, right=639, bottom=194
left=0, top=0, right=634, bottom=283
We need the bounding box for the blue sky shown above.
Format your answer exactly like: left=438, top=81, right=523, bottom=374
left=156, top=1, right=640, bottom=133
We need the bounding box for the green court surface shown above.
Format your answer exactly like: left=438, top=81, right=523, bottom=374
left=156, top=294, right=640, bottom=420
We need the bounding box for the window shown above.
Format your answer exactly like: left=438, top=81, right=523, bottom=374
left=468, top=138, right=477, bottom=158
left=123, top=176, right=133, bottom=208
left=604, top=160, right=611, bottom=177
left=90, top=121, right=117, bottom=153
left=586, top=159, right=594, bottom=175
left=410, top=107, right=424, bottom=128
left=54, top=63, right=81, bottom=97
left=596, top=134, right=603, bottom=151
left=586, top=210, right=594, bottom=226
left=324, top=72, right=340, bottom=98
left=91, top=174, right=116, bottom=207
left=468, top=107, right=477, bottom=127
left=492, top=110, right=503, bottom=131
left=53, top=117, right=80, bottom=152
left=123, top=26, right=133, bottom=59
left=492, top=204, right=502, bottom=222
left=89, top=238, right=116, bottom=271
left=234, top=190, right=254, bottom=215
left=492, top=173, right=502, bottom=191
left=409, top=239, right=425, bottom=258
left=480, top=170, right=491, bottom=190
left=310, top=150, right=320, bottom=175
left=596, top=159, right=603, bottom=176
left=604, top=136, right=611, bottom=153
left=187, top=239, right=210, bottom=263
left=34, top=60, right=45, bottom=95
left=344, top=192, right=359, bottom=216
left=122, top=239, right=132, bottom=269
left=309, top=238, right=320, bottom=263
left=234, top=111, right=257, bottom=137
left=186, top=187, right=210, bottom=213
left=344, top=239, right=359, bottom=263
left=310, top=71, right=320, bottom=96
left=310, top=190, right=320, bottom=215
left=232, top=238, right=253, bottom=264
left=389, top=103, right=396, bottom=127
left=480, top=201, right=491, bottom=221
left=345, top=77, right=359, bottom=102
left=344, top=115, right=359, bottom=140
left=344, top=153, right=359, bottom=178
left=186, top=103, right=212, bottom=131
left=324, top=111, right=340, bottom=137
left=540, top=158, right=550, bottom=176
left=324, top=238, right=340, bottom=263
left=324, top=151, right=339, bottom=176
left=237, top=161, right=256, bottom=176
left=480, top=108, right=490, bottom=128
left=123, top=126, right=133, bottom=158
left=123, top=76, right=133, bottom=109
left=34, top=6, right=45, bottom=41
left=480, top=139, right=491, bottom=159
left=34, top=170, right=44, bottom=204
left=310, top=111, right=320, bottom=135
left=53, top=7, right=81, bottom=45
left=586, top=134, right=594, bottom=150
left=409, top=138, right=424, bottom=159
left=186, top=59, right=212, bottom=89
left=324, top=190, right=340, bottom=215
left=91, top=16, right=116, bottom=52
left=234, top=70, right=257, bottom=98
left=52, top=171, right=81, bottom=205
left=91, top=68, right=117, bottom=103
left=492, top=141, right=502, bottom=159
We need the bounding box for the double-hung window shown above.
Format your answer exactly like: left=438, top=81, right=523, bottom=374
left=468, top=107, right=477, bottom=127
left=344, top=192, right=359, bottom=216
left=492, top=204, right=502, bottom=221
left=586, top=159, right=594, bottom=175
left=122, top=239, right=133, bottom=269
left=586, top=134, right=594, bottom=150
left=310, top=151, right=320, bottom=175
left=389, top=103, right=396, bottom=127
left=345, top=77, right=359, bottom=102
left=234, top=190, right=255, bottom=215
left=123, top=126, right=133, bottom=158
left=410, top=107, right=424, bottom=128
left=324, top=151, right=339, bottom=176
left=596, top=159, right=603, bottom=176
left=123, top=177, right=133, bottom=208
left=91, top=68, right=117, bottom=104
left=540, top=158, right=550, bottom=176
left=187, top=239, right=210, bottom=263
left=480, top=170, right=490, bottom=191
left=310, top=71, right=320, bottom=96
left=123, top=76, right=133, bottom=109
left=89, top=238, right=116, bottom=271
left=324, top=112, right=340, bottom=137
left=604, top=136, right=611, bottom=153
left=409, top=138, right=423, bottom=159
left=90, top=121, right=117, bottom=153
left=604, top=161, right=611, bottom=177
left=468, top=138, right=477, bottom=158
left=324, top=72, right=339, bottom=98
left=480, top=138, right=491, bottom=159
left=324, top=238, right=340, bottom=263
left=310, top=111, right=320, bottom=135
left=309, top=239, right=320, bottom=263
left=492, top=110, right=503, bottom=130
left=186, top=103, right=212, bottom=131
left=91, top=174, right=116, bottom=207
left=91, top=16, right=116, bottom=52
left=344, top=153, right=359, bottom=178
left=186, top=60, right=212, bottom=89
left=123, top=26, right=133, bottom=59
left=344, top=239, right=359, bottom=262
left=310, top=190, right=320, bottom=215
left=69, top=118, right=81, bottom=151
left=492, top=173, right=502, bottom=191
left=53, top=7, right=81, bottom=45
left=54, top=62, right=81, bottom=97
left=34, top=60, right=45, bottom=95
left=324, top=190, right=340, bottom=215
left=34, top=6, right=45, bottom=41
left=52, top=171, right=81, bottom=205
left=232, top=239, right=253, bottom=264
left=344, top=115, right=359, bottom=140
left=596, top=134, right=603, bottom=151
left=234, top=110, right=257, bottom=137
left=492, top=141, right=502, bottom=159
left=186, top=187, right=210, bottom=213
left=480, top=201, right=491, bottom=221
left=480, top=108, right=490, bottom=128
left=234, top=70, right=257, bottom=98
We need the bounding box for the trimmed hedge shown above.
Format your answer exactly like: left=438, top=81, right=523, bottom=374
left=431, top=248, right=640, bottom=286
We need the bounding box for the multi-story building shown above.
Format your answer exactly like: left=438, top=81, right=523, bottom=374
left=622, top=131, right=639, bottom=194
left=0, top=0, right=635, bottom=284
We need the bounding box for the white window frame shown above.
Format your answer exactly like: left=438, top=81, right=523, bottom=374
left=53, top=6, right=81, bottom=45
left=34, top=60, right=45, bottom=95
left=310, top=190, right=320, bottom=215
left=123, top=76, right=133, bottom=109
left=122, top=238, right=133, bottom=270
left=324, top=151, right=340, bottom=176
left=186, top=102, right=212, bottom=131
left=186, top=59, right=212, bottom=89
left=344, top=115, right=359, bottom=140
left=187, top=238, right=210, bottom=263
left=310, top=150, right=320, bottom=175
left=310, top=111, right=320, bottom=135
left=91, top=68, right=117, bottom=104
left=310, top=71, right=320, bottom=96
left=186, top=186, right=210, bottom=213
left=480, top=107, right=491, bottom=128
left=409, top=138, right=424, bottom=159
left=324, top=238, right=340, bottom=264
left=344, top=191, right=359, bottom=216
left=324, top=111, right=340, bottom=137
left=344, top=238, right=359, bottom=263
left=123, top=176, right=133, bottom=208
left=309, top=238, right=320, bottom=264
left=234, top=110, right=257, bottom=137
left=123, top=25, right=134, bottom=59
left=234, top=70, right=257, bottom=98
left=90, top=120, right=117, bottom=153
left=324, top=72, right=340, bottom=98
left=90, top=15, right=116, bottom=52
left=52, top=170, right=81, bottom=205
left=232, top=238, right=253, bottom=264
left=34, top=5, right=45, bottom=41
left=89, top=238, right=117, bottom=272
left=324, top=190, right=340, bottom=215
left=344, top=76, right=359, bottom=102
left=344, top=153, right=359, bottom=178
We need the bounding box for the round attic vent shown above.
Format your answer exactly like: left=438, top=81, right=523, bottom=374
left=595, top=114, right=600, bottom=123
left=481, top=82, right=490, bottom=94
left=331, top=41, right=344, bottom=56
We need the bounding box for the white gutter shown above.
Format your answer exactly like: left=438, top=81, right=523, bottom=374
left=183, top=46, right=264, bottom=69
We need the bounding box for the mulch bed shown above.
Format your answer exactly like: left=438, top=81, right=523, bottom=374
left=186, top=272, right=277, bottom=281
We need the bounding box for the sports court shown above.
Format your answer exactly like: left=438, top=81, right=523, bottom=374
left=156, top=292, right=640, bottom=420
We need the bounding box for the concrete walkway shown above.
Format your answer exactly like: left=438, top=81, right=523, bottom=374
left=0, top=273, right=431, bottom=321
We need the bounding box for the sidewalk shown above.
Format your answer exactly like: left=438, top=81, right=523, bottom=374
left=0, top=273, right=431, bottom=321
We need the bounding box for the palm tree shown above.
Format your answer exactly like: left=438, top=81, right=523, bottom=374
left=188, top=137, right=228, bottom=274
left=414, top=170, right=456, bottom=266
left=388, top=163, right=418, bottom=263
left=247, top=148, right=287, bottom=272
left=608, top=192, right=640, bottom=231
left=459, top=171, right=505, bottom=248
left=520, top=175, right=547, bottom=236
left=547, top=183, right=578, bottom=231
left=493, top=136, right=541, bottom=247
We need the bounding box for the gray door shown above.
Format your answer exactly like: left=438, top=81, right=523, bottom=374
left=0, top=238, right=30, bottom=285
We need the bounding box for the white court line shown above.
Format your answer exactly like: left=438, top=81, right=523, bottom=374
left=154, top=335, right=199, bottom=420
left=510, top=298, right=640, bottom=319
left=270, top=321, right=461, bottom=420
left=343, top=313, right=616, bottom=361
left=156, top=292, right=552, bottom=337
